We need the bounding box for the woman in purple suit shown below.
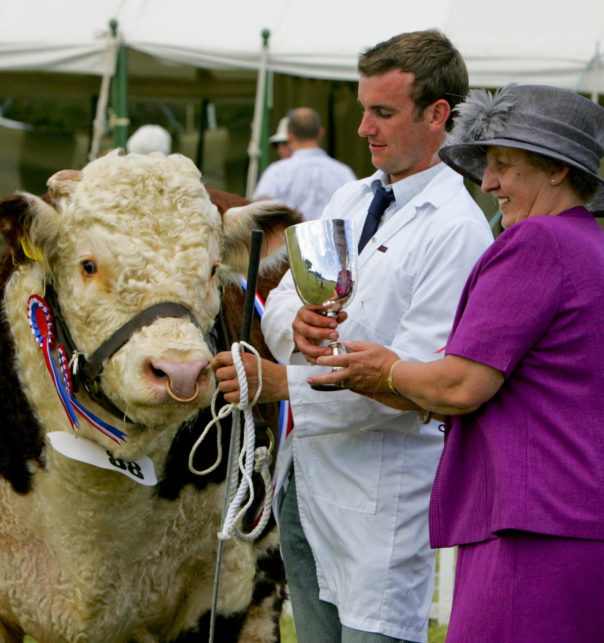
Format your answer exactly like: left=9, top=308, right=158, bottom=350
left=308, top=84, right=604, bottom=641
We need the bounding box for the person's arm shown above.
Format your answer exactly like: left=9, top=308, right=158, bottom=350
left=311, top=220, right=566, bottom=418
left=308, top=340, right=504, bottom=415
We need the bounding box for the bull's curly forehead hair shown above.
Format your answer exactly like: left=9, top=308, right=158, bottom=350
left=358, top=29, right=469, bottom=131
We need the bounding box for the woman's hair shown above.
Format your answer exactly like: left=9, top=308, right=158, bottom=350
left=525, top=150, right=600, bottom=203
left=357, top=29, right=468, bottom=132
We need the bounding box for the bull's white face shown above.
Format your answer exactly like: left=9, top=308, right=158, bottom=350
left=39, top=153, right=224, bottom=448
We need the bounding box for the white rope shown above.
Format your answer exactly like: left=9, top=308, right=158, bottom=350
left=188, top=389, right=224, bottom=476
left=187, top=340, right=273, bottom=542
left=230, top=443, right=274, bottom=542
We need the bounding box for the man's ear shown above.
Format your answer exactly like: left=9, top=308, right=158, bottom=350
left=426, top=99, right=451, bottom=130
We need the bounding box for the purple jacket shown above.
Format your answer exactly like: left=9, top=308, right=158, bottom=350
left=430, top=207, right=604, bottom=547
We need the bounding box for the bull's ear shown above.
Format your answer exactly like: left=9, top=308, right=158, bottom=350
left=0, top=193, right=58, bottom=265
left=47, top=169, right=83, bottom=199
left=221, top=201, right=301, bottom=275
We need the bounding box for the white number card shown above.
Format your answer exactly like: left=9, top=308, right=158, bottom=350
left=48, top=432, right=157, bottom=486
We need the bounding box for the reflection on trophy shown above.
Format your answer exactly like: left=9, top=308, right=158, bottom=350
left=285, top=219, right=357, bottom=391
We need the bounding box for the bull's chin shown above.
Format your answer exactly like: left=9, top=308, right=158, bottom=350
left=81, top=386, right=214, bottom=433
left=125, top=403, right=203, bottom=428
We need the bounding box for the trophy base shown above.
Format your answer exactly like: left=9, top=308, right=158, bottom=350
left=310, top=382, right=347, bottom=392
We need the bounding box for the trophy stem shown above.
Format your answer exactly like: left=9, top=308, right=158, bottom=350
left=309, top=341, right=348, bottom=392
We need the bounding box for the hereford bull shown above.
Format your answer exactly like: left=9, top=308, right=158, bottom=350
left=0, top=151, right=298, bottom=642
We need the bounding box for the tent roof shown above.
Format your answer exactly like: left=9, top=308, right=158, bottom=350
left=0, top=0, right=603, bottom=92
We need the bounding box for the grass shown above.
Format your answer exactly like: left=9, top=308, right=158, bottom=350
left=280, top=613, right=448, bottom=642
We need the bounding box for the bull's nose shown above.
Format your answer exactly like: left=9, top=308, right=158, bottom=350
left=145, top=358, right=209, bottom=403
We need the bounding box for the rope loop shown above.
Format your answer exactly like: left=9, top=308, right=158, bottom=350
left=188, top=341, right=272, bottom=542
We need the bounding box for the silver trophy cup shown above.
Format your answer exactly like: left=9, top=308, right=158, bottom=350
left=285, top=218, right=357, bottom=391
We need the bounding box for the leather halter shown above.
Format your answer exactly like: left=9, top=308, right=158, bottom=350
left=44, top=285, right=209, bottom=424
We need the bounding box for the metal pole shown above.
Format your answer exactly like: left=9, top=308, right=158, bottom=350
left=209, top=230, right=264, bottom=642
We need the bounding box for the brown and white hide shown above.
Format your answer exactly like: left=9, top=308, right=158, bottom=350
left=0, top=151, right=299, bottom=643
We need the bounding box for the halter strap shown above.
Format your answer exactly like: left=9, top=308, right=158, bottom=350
left=80, top=302, right=201, bottom=382
left=44, top=285, right=204, bottom=423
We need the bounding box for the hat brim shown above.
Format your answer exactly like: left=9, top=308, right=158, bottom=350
left=439, top=139, right=604, bottom=217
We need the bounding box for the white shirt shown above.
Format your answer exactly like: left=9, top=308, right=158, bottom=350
left=262, top=164, right=493, bottom=641
left=253, top=148, right=356, bottom=221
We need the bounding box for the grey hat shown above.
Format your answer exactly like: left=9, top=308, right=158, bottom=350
left=439, top=84, right=604, bottom=215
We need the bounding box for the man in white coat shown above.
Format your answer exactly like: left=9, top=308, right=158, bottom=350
left=213, top=29, right=493, bottom=643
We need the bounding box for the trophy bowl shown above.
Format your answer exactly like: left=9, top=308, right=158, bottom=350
left=285, top=218, right=357, bottom=391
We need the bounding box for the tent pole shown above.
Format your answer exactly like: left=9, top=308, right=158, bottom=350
left=109, top=19, right=129, bottom=151
left=88, top=27, right=119, bottom=161
left=245, top=29, right=271, bottom=200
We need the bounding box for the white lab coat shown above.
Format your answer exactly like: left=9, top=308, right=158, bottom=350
left=262, top=165, right=493, bottom=641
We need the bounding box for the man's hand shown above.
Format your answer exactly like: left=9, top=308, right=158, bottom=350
left=292, top=305, right=348, bottom=364
left=211, top=351, right=289, bottom=404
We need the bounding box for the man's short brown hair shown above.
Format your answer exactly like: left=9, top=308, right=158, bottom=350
left=358, top=29, right=468, bottom=131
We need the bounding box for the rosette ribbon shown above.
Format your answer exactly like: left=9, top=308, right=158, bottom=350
left=27, top=295, right=127, bottom=444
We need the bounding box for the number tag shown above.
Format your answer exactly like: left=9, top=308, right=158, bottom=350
left=48, top=432, right=157, bottom=486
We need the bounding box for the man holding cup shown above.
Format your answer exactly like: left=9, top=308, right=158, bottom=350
left=213, top=29, right=492, bottom=642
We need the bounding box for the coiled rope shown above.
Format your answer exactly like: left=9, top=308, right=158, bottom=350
left=188, top=340, right=273, bottom=542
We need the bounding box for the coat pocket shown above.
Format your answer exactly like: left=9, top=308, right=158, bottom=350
left=307, top=430, right=384, bottom=514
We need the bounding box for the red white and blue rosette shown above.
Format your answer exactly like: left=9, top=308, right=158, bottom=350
left=27, top=294, right=127, bottom=444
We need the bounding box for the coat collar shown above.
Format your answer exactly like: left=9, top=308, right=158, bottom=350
left=357, top=164, right=463, bottom=265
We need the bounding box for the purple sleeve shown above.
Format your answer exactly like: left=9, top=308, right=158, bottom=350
left=446, top=220, right=562, bottom=377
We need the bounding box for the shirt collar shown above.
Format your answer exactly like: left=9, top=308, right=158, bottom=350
left=291, top=147, right=327, bottom=158
left=373, top=163, right=444, bottom=207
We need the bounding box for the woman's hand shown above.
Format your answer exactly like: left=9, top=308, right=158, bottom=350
left=211, top=351, right=289, bottom=404
left=309, top=340, right=506, bottom=417
left=308, top=340, right=399, bottom=393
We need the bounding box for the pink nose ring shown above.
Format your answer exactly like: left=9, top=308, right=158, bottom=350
left=165, top=381, right=199, bottom=403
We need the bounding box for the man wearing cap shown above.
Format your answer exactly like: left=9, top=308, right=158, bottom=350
left=253, top=107, right=356, bottom=221
left=214, top=30, right=493, bottom=642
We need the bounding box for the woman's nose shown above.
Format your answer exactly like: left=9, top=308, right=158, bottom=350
left=481, top=166, right=498, bottom=193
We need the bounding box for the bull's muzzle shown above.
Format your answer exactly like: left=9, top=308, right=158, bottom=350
left=146, top=357, right=209, bottom=404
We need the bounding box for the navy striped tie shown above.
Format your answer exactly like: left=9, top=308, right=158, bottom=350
left=358, top=186, right=394, bottom=252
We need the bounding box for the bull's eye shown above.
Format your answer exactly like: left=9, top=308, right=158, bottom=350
left=82, top=259, right=98, bottom=275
